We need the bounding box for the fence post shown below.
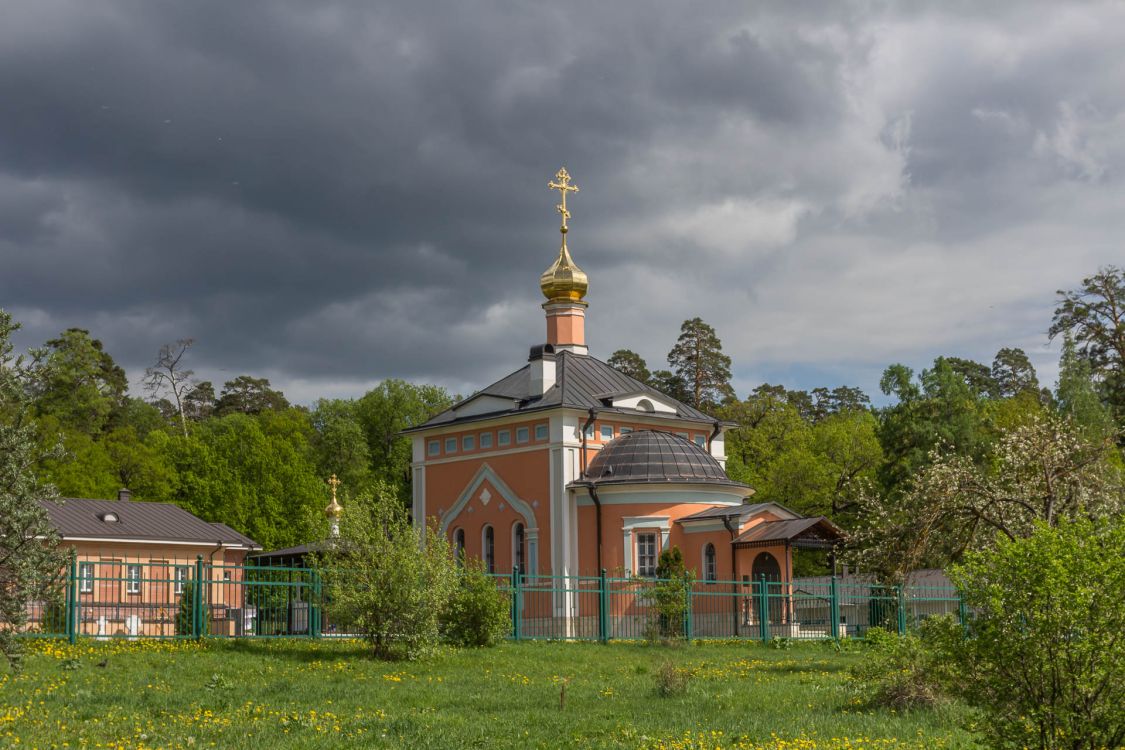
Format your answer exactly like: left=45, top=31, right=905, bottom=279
left=598, top=569, right=609, bottom=643
left=958, top=590, right=968, bottom=635
left=683, top=578, right=693, bottom=640
left=510, top=566, right=522, bottom=641
left=311, top=569, right=322, bottom=639
left=66, top=550, right=78, bottom=644
left=758, top=574, right=770, bottom=641
left=193, top=555, right=204, bottom=639
left=896, top=585, right=907, bottom=635
left=829, top=574, right=840, bottom=641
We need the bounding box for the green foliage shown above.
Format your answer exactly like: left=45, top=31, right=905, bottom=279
left=310, top=399, right=373, bottom=493
left=215, top=375, right=290, bottom=416
left=646, top=547, right=693, bottom=641
left=607, top=349, right=651, bottom=384
left=853, top=414, right=1122, bottom=579
left=849, top=621, right=958, bottom=710
left=666, top=317, right=733, bottom=411
left=28, top=328, right=127, bottom=435
left=168, top=410, right=325, bottom=550
left=314, top=483, right=457, bottom=660
left=0, top=310, right=67, bottom=670
left=1050, top=265, right=1125, bottom=424
left=175, top=575, right=205, bottom=637
left=441, top=560, right=511, bottom=648
left=991, top=347, right=1039, bottom=398
left=1056, top=334, right=1117, bottom=441
left=949, top=519, right=1125, bottom=750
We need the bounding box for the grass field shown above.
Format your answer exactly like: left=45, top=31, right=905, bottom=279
left=1, top=638, right=979, bottom=749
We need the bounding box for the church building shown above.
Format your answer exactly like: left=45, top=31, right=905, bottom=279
left=406, top=169, right=840, bottom=588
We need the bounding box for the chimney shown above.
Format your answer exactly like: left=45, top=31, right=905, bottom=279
left=529, top=345, right=557, bottom=396
left=117, top=488, right=132, bottom=502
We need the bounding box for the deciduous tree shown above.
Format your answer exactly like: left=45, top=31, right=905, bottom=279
left=144, top=339, right=197, bottom=437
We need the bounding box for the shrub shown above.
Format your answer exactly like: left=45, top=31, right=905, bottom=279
left=655, top=661, right=691, bottom=697
left=949, top=519, right=1125, bottom=750
left=849, top=620, right=958, bottom=710
left=313, top=483, right=456, bottom=661
left=645, top=547, right=693, bottom=642
left=175, top=578, right=207, bottom=637
left=441, top=560, right=510, bottom=648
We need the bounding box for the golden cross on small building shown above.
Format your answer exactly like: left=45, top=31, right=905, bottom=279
left=548, top=167, right=579, bottom=231
left=327, top=474, right=341, bottom=503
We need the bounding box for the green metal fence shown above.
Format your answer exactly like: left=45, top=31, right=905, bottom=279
left=18, top=555, right=965, bottom=643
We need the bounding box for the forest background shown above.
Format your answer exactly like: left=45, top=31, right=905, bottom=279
left=14, top=267, right=1124, bottom=573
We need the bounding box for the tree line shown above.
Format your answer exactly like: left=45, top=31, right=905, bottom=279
left=4, top=267, right=1123, bottom=567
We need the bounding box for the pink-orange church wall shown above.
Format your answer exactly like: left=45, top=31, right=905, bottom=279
left=424, top=445, right=552, bottom=574
left=546, top=310, right=585, bottom=347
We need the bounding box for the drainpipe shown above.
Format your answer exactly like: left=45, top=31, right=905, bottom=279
left=724, top=519, right=742, bottom=638
left=580, top=408, right=598, bottom=475
left=587, top=485, right=603, bottom=573
left=707, top=419, right=722, bottom=452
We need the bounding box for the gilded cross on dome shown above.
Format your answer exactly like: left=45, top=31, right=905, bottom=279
left=548, top=168, right=579, bottom=232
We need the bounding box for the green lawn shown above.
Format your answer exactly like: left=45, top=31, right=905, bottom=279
left=1, top=639, right=979, bottom=749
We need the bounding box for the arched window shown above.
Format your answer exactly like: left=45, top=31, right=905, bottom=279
left=636, top=398, right=655, bottom=413
left=483, top=525, right=495, bottom=574
left=454, top=528, right=466, bottom=564
left=703, top=543, right=717, bottom=583
left=513, top=523, right=526, bottom=574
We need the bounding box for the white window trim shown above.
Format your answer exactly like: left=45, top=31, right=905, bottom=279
left=444, top=437, right=458, bottom=454
left=621, top=516, right=671, bottom=577
left=126, top=564, right=142, bottom=595
left=497, top=430, right=511, bottom=447
left=174, top=566, right=189, bottom=595
left=635, top=532, right=659, bottom=578
left=534, top=424, right=548, bottom=441
left=462, top=435, right=475, bottom=451
left=78, top=562, right=94, bottom=594
left=428, top=440, right=440, bottom=456
left=516, top=427, right=530, bottom=444
left=479, top=432, right=493, bottom=449
left=600, top=425, right=614, bottom=440
left=703, top=543, right=717, bottom=582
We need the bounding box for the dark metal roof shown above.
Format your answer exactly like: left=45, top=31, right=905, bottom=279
left=573, top=430, right=748, bottom=488
left=248, top=541, right=327, bottom=563
left=731, top=517, right=844, bottom=549
left=409, top=351, right=718, bottom=431
left=39, top=498, right=261, bottom=549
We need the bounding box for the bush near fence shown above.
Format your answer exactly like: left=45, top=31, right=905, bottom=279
left=13, top=553, right=967, bottom=643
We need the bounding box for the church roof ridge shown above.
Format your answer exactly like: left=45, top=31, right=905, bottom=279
left=406, top=350, right=719, bottom=433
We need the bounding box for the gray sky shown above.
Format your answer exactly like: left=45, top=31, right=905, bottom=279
left=2, top=1, right=1123, bottom=404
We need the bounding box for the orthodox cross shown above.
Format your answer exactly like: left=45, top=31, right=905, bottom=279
left=548, top=167, right=579, bottom=231
left=327, top=474, right=341, bottom=503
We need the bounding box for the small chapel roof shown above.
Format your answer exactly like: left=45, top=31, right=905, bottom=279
left=408, top=351, right=722, bottom=432
left=731, top=517, right=844, bottom=549
left=571, top=429, right=749, bottom=488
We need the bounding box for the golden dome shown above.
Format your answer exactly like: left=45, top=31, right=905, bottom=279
left=540, top=240, right=588, bottom=302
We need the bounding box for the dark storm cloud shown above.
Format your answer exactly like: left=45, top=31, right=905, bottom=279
left=1, top=0, right=1124, bottom=402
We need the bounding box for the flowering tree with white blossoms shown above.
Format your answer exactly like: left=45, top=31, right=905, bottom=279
left=853, top=414, right=1123, bottom=581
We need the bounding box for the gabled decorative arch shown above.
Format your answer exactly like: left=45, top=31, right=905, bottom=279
left=439, top=463, right=539, bottom=576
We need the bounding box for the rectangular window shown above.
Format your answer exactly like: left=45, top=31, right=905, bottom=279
left=636, top=533, right=658, bottom=577
left=693, top=434, right=706, bottom=448
left=534, top=424, right=548, bottom=441
left=174, top=566, right=189, bottom=595
left=126, top=564, right=142, bottom=595
left=619, top=426, right=633, bottom=434
left=462, top=434, right=475, bottom=451
left=584, top=424, right=595, bottom=439
left=428, top=440, right=440, bottom=456
left=498, top=430, right=511, bottom=447
left=445, top=437, right=458, bottom=454
left=78, top=562, right=94, bottom=594
left=600, top=425, right=614, bottom=440
left=480, top=432, right=493, bottom=449
left=516, top=426, right=530, bottom=444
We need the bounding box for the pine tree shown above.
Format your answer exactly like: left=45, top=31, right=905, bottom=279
left=666, top=318, right=733, bottom=411
left=1, top=310, right=66, bottom=670
left=606, top=349, right=651, bottom=385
